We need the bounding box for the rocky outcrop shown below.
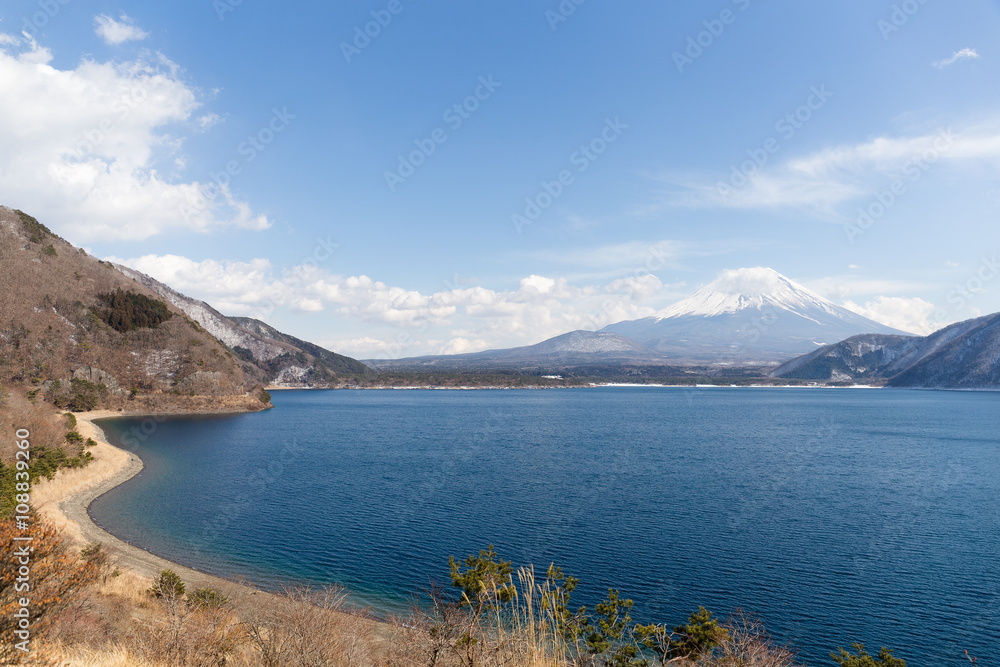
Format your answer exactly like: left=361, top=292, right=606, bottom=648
left=73, top=366, right=126, bottom=396
left=175, top=371, right=243, bottom=396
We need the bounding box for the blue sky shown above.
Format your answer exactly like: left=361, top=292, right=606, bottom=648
left=2, top=0, right=999, bottom=357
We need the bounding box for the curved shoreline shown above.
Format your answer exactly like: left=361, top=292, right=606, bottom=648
left=32, top=410, right=268, bottom=593
left=29, top=408, right=400, bottom=659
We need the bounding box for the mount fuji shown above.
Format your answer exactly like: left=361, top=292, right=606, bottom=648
left=600, top=267, right=913, bottom=364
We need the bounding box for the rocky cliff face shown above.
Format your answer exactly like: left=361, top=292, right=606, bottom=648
left=0, top=206, right=265, bottom=411
left=770, top=334, right=918, bottom=381
left=773, top=313, right=1000, bottom=389
left=113, top=265, right=372, bottom=387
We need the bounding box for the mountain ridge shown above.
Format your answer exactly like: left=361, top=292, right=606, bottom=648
left=0, top=206, right=266, bottom=412
left=365, top=330, right=668, bottom=372
left=773, top=313, right=1000, bottom=388
left=113, top=264, right=372, bottom=387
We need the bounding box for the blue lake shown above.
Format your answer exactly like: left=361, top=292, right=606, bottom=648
left=90, top=387, right=1000, bottom=664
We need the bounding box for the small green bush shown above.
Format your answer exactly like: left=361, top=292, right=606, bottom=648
left=31, top=446, right=69, bottom=480
left=58, top=378, right=107, bottom=412
left=833, top=643, right=906, bottom=666
left=149, top=569, right=186, bottom=599
left=188, top=587, right=229, bottom=610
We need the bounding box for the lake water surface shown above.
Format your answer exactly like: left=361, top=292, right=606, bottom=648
left=90, top=387, right=1000, bottom=664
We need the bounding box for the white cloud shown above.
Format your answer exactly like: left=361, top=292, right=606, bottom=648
left=526, top=240, right=679, bottom=270
left=0, top=33, right=20, bottom=47
left=673, top=125, right=1000, bottom=214
left=110, top=253, right=673, bottom=357
left=605, top=274, right=664, bottom=298
left=197, top=113, right=223, bottom=130
left=108, top=254, right=286, bottom=314
left=804, top=275, right=932, bottom=301
left=94, top=14, right=150, bottom=45
left=842, top=296, right=939, bottom=335
left=519, top=275, right=556, bottom=295
left=319, top=337, right=402, bottom=357
left=438, top=338, right=491, bottom=355
left=932, top=48, right=980, bottom=70
left=0, top=38, right=268, bottom=240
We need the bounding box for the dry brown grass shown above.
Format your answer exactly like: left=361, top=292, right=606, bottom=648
left=231, top=584, right=375, bottom=666
left=384, top=567, right=587, bottom=667
left=36, top=643, right=168, bottom=667
left=35, top=558, right=386, bottom=667
left=27, top=557, right=814, bottom=667
left=0, top=390, right=66, bottom=461
left=30, top=436, right=126, bottom=506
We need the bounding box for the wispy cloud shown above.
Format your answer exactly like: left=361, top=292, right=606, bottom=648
left=669, top=124, right=1000, bottom=214
left=94, top=14, right=150, bottom=45
left=196, top=113, right=223, bottom=130
left=932, top=48, right=980, bottom=70
left=522, top=240, right=680, bottom=270
left=803, top=275, right=934, bottom=302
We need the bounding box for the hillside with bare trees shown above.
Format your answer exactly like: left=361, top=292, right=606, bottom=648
left=0, top=206, right=267, bottom=414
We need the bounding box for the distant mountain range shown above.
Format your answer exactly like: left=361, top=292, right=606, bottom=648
left=370, top=268, right=913, bottom=372
left=773, top=313, right=1000, bottom=389
left=6, top=202, right=998, bottom=391
left=366, top=330, right=672, bottom=373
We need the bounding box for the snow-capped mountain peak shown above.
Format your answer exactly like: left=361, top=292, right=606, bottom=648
left=654, top=267, right=841, bottom=320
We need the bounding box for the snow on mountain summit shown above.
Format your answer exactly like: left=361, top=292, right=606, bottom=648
left=600, top=267, right=912, bottom=363
left=654, top=267, right=842, bottom=320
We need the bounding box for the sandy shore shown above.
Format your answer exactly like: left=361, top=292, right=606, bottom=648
left=31, top=410, right=254, bottom=591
